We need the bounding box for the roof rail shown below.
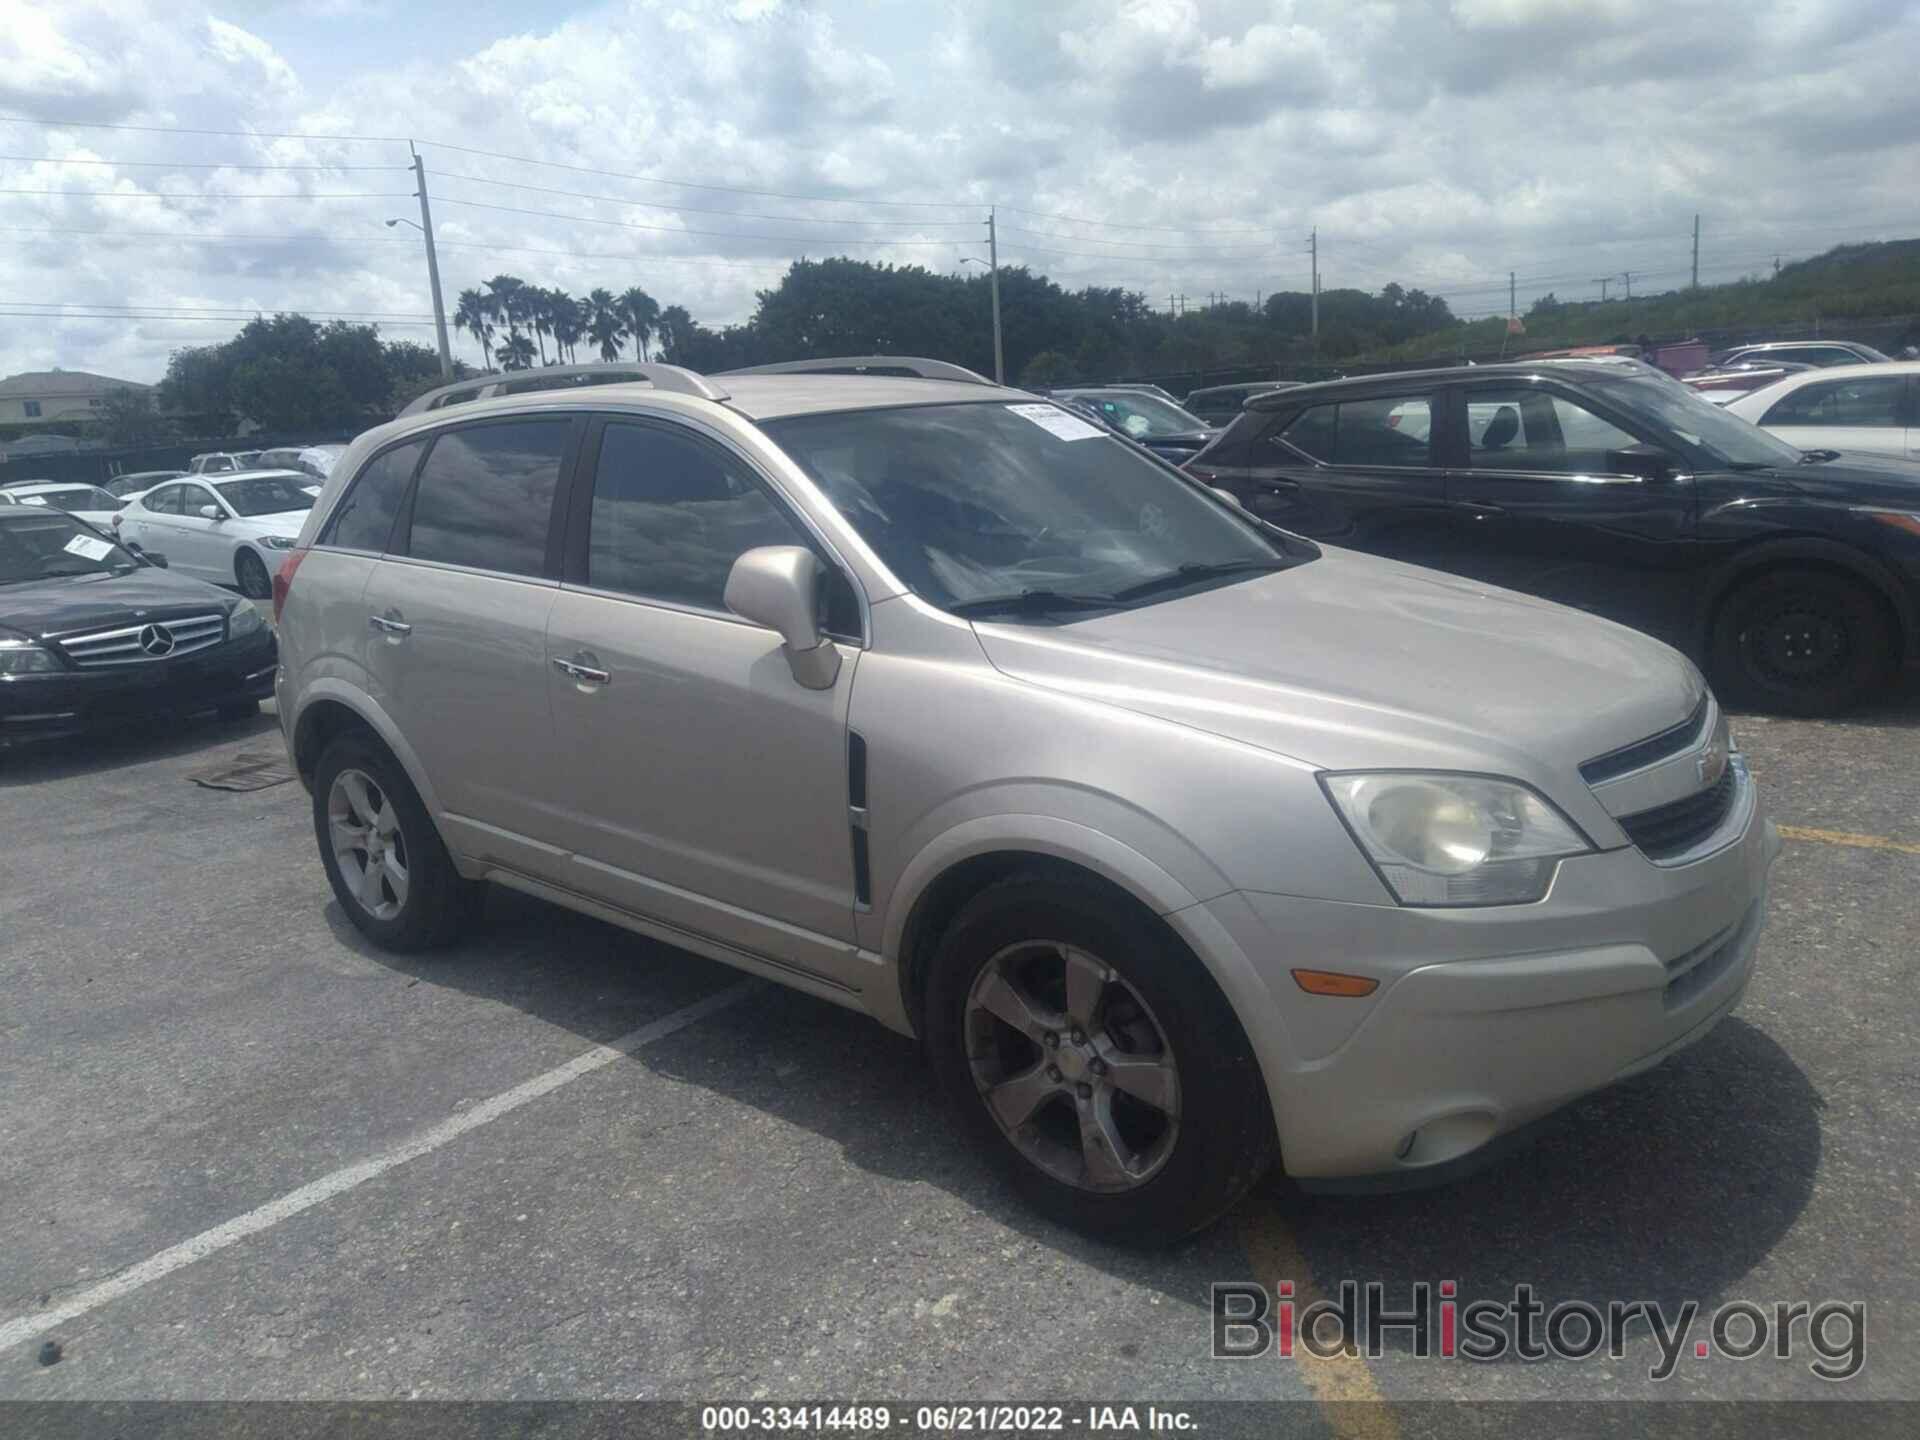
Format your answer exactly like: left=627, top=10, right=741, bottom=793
left=397, top=361, right=729, bottom=417
left=716, top=355, right=995, bottom=385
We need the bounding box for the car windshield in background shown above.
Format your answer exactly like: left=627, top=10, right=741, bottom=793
left=1078, top=392, right=1210, bottom=439
left=16, top=486, right=121, bottom=511
left=1594, top=375, right=1807, bottom=469
left=0, top=510, right=135, bottom=584
left=762, top=401, right=1296, bottom=615
left=212, top=475, right=316, bottom=516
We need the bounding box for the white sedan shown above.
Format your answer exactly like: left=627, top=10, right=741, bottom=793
left=115, top=470, right=315, bottom=598
left=1723, top=361, right=1920, bottom=461
left=0, top=480, right=127, bottom=530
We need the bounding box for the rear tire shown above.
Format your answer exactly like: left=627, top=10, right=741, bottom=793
left=313, top=733, right=483, bottom=951
left=924, top=871, right=1276, bottom=1246
left=1710, top=568, right=1894, bottom=716
left=235, top=549, right=272, bottom=600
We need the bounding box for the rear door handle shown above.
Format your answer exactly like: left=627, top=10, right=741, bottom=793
left=552, top=656, right=611, bottom=686
left=1260, top=476, right=1301, bottom=492
left=368, top=613, right=412, bottom=636
left=1455, top=499, right=1509, bottom=519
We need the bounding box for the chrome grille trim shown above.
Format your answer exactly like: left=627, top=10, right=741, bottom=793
left=1580, top=694, right=1710, bottom=785
left=58, top=612, right=227, bottom=666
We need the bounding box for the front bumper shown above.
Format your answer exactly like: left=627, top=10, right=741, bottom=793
left=1197, top=758, right=1781, bottom=1185
left=0, top=628, right=277, bottom=742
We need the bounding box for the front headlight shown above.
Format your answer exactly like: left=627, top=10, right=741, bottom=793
left=258, top=535, right=297, bottom=551
left=0, top=639, right=63, bottom=676
left=229, top=604, right=266, bottom=639
left=1322, top=772, right=1592, bottom=906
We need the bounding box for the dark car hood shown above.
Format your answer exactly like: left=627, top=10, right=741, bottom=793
left=1767, top=450, right=1920, bottom=505
left=1, top=566, right=239, bottom=642
left=1140, top=429, right=1217, bottom=453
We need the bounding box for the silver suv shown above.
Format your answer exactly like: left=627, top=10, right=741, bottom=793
left=274, top=359, right=1780, bottom=1243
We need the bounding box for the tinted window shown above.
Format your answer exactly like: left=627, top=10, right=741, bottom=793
left=325, top=441, right=422, bottom=551
left=1281, top=404, right=1336, bottom=460
left=212, top=475, right=315, bottom=517
left=586, top=422, right=815, bottom=613
left=144, top=484, right=185, bottom=516
left=1279, top=397, right=1430, bottom=465
left=404, top=420, right=569, bottom=576
left=1762, top=377, right=1905, bottom=428
left=1462, top=388, right=1639, bottom=473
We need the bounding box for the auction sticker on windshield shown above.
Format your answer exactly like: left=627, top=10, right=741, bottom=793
left=1006, top=402, right=1105, bottom=441
left=63, top=534, right=114, bottom=561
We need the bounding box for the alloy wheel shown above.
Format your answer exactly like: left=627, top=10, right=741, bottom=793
left=964, top=941, right=1180, bottom=1193
left=327, top=767, right=410, bottom=920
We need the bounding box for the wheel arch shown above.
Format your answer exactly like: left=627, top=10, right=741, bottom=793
left=1699, top=535, right=1912, bottom=664
left=288, top=681, right=446, bottom=825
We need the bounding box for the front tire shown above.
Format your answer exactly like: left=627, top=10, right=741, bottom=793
left=235, top=549, right=272, bottom=600
left=924, top=872, right=1276, bottom=1245
left=313, top=733, right=482, bottom=951
left=1710, top=568, right=1893, bottom=716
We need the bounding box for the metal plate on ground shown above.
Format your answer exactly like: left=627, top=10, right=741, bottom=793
left=187, top=749, right=296, bottom=791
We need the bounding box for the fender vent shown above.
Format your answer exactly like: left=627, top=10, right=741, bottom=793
left=848, top=730, right=871, bottom=908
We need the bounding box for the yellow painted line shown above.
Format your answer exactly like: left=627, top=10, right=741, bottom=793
left=1777, top=824, right=1920, bottom=857
left=1237, top=1207, right=1399, bottom=1438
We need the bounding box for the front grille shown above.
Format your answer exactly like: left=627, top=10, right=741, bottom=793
left=58, top=612, right=226, bottom=667
left=1580, top=696, right=1710, bottom=784
left=1617, top=763, right=1737, bottom=861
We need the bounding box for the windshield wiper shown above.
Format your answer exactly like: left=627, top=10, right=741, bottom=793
left=947, top=588, right=1119, bottom=619
left=1111, top=558, right=1289, bottom=602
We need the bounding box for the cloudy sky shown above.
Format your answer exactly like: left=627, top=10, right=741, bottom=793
left=2, top=0, right=1917, bottom=383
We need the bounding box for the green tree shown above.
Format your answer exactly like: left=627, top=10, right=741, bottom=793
left=548, top=290, right=584, bottom=363
left=495, top=332, right=536, bottom=370
left=586, top=288, right=626, bottom=361
left=453, top=288, right=494, bottom=370
left=95, top=386, right=165, bottom=445
left=619, top=285, right=660, bottom=361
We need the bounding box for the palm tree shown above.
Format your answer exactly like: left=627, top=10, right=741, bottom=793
left=526, top=289, right=553, bottom=366
left=452, top=288, right=494, bottom=371
left=483, top=274, right=527, bottom=347
left=619, top=285, right=660, bottom=362
left=495, top=332, right=536, bottom=371
left=548, top=290, right=584, bottom=363
left=655, top=303, right=693, bottom=364
left=587, top=288, right=626, bottom=362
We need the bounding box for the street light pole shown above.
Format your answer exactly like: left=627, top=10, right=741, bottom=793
left=987, top=207, right=1004, bottom=384
left=409, top=143, right=452, bottom=380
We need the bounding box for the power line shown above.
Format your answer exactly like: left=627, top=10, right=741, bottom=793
left=0, top=187, right=410, bottom=199
left=0, top=309, right=436, bottom=327
left=427, top=168, right=982, bottom=227
left=430, top=194, right=971, bottom=247
left=998, top=222, right=1272, bottom=254
left=0, top=153, right=410, bottom=172
left=996, top=203, right=1269, bottom=236
left=1, top=299, right=433, bottom=318
left=0, top=114, right=404, bottom=144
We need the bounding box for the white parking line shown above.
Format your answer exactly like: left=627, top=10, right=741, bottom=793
left=0, top=979, right=760, bottom=1355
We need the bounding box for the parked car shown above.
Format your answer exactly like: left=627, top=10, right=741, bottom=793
left=0, top=507, right=275, bottom=742
left=1187, top=360, right=1920, bottom=715
left=1049, top=387, right=1219, bottom=462
left=104, top=469, right=187, bottom=499
left=274, top=357, right=1777, bottom=1243
left=0, top=480, right=125, bottom=530
left=257, top=444, right=349, bottom=484
left=1682, top=360, right=1813, bottom=405
left=189, top=451, right=265, bottom=475
left=1183, top=382, right=1303, bottom=425
left=116, top=470, right=314, bottom=598
left=1722, top=362, right=1919, bottom=461
left=1709, top=340, right=1891, bottom=370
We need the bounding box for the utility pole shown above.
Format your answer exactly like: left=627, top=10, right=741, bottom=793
left=1309, top=227, right=1319, bottom=352
left=1592, top=276, right=1611, bottom=302
left=1691, top=213, right=1700, bottom=290
left=1621, top=270, right=1634, bottom=300
left=986, top=207, right=1004, bottom=384
left=1509, top=270, right=1516, bottom=321
left=410, top=143, right=452, bottom=380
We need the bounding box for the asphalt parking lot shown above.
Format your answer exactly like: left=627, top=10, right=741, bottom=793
left=3, top=630, right=1917, bottom=1421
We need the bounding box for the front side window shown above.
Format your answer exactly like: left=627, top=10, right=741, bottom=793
left=1591, top=375, right=1805, bottom=469
left=404, top=419, right=569, bottom=577
left=325, top=441, right=422, bottom=552
left=1762, top=377, right=1905, bottom=428
left=1461, top=388, right=1640, bottom=473
left=763, top=401, right=1297, bottom=614
left=584, top=422, right=820, bottom=615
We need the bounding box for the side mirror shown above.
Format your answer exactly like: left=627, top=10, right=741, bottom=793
left=1210, top=485, right=1247, bottom=511
left=724, top=545, right=841, bottom=690
left=198, top=504, right=224, bottom=521
left=1606, top=444, right=1675, bottom=482
left=143, top=550, right=170, bottom=568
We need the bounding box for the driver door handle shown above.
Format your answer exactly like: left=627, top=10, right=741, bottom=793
left=552, top=656, right=611, bottom=686
left=368, top=613, right=412, bottom=636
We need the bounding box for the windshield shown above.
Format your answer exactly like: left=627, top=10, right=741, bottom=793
left=762, top=401, right=1297, bottom=615
left=212, top=475, right=317, bottom=517
left=0, top=510, right=137, bottom=584
left=15, top=486, right=121, bottom=512
left=1071, top=391, right=1210, bottom=439
left=1592, top=375, right=1807, bottom=469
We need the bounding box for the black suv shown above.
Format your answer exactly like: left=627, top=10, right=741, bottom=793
left=1188, top=360, right=1920, bottom=714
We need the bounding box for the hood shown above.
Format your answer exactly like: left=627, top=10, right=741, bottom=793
left=2, top=565, right=241, bottom=642
left=1140, top=429, right=1216, bottom=451
left=1765, top=450, right=1920, bottom=506
left=234, top=508, right=312, bottom=535
left=972, top=547, right=1703, bottom=783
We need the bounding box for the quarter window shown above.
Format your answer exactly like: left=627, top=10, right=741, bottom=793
left=584, top=422, right=849, bottom=624
left=1461, top=388, right=1641, bottom=474
left=1761, top=377, right=1905, bottom=428
left=325, top=441, right=422, bottom=551
left=403, top=419, right=570, bottom=577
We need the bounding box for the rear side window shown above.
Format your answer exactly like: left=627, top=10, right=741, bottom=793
left=584, top=422, right=821, bottom=613
left=403, top=420, right=570, bottom=577
left=1279, top=396, right=1432, bottom=465
left=1761, top=377, right=1905, bottom=428
left=324, top=441, right=422, bottom=552
left=144, top=484, right=185, bottom=516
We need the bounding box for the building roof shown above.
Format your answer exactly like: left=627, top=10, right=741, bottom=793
left=0, top=369, right=151, bottom=398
